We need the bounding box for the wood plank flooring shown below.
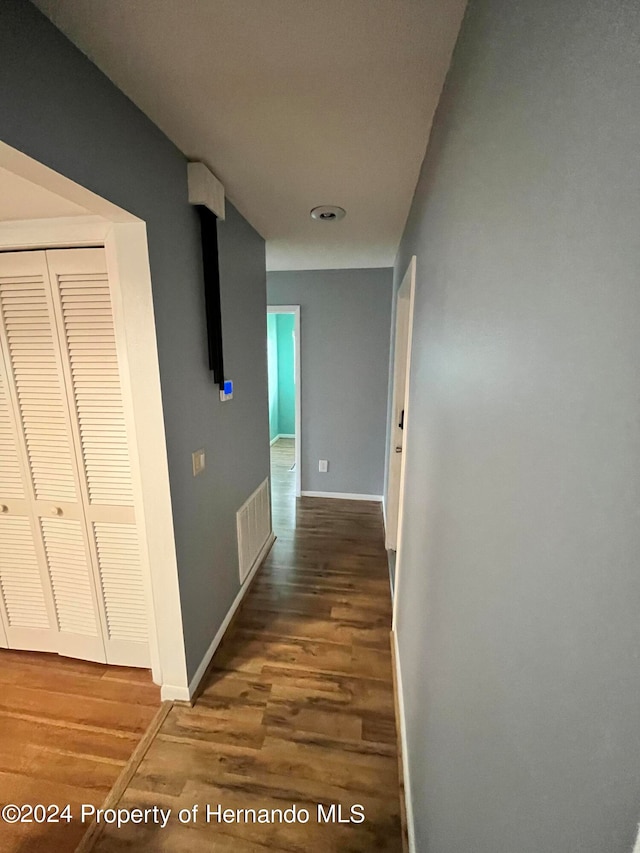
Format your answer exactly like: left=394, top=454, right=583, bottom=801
left=0, top=650, right=160, bottom=853
left=93, top=438, right=403, bottom=852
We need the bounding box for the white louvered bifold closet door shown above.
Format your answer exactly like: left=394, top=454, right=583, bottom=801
left=0, top=251, right=100, bottom=659
left=0, top=313, right=57, bottom=653
left=0, top=249, right=150, bottom=668
left=47, top=249, right=149, bottom=667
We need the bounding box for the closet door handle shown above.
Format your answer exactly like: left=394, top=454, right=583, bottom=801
left=51, top=506, right=62, bottom=516
left=0, top=505, right=8, bottom=513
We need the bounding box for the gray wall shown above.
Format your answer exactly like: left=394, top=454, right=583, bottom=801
left=268, top=269, right=392, bottom=496
left=392, top=0, right=640, bottom=850
left=1, top=0, right=270, bottom=680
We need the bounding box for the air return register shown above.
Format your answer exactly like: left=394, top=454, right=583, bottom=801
left=236, top=478, right=271, bottom=584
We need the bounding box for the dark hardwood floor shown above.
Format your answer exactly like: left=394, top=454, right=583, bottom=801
left=0, top=650, right=160, bottom=853
left=90, top=437, right=402, bottom=852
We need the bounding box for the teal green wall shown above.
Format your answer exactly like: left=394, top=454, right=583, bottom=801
left=276, top=314, right=295, bottom=435
left=267, top=313, right=295, bottom=441
left=267, top=314, right=279, bottom=441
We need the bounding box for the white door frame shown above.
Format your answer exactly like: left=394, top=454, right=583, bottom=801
left=0, top=141, right=189, bottom=696
left=387, top=257, right=417, bottom=629
left=267, top=305, right=301, bottom=498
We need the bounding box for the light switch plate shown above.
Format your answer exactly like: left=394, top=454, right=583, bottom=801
left=192, top=449, right=206, bottom=476
left=318, top=459, right=328, bottom=473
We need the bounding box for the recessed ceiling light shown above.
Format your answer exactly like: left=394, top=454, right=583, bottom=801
left=310, top=205, right=346, bottom=222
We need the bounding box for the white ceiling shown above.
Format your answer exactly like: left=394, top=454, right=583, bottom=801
left=33, top=0, right=466, bottom=270
left=0, top=166, right=89, bottom=221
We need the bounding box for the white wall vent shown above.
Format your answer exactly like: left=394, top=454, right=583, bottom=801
left=237, top=478, right=272, bottom=584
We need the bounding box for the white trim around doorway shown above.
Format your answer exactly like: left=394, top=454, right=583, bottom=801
left=388, top=256, right=417, bottom=631
left=0, top=140, right=189, bottom=697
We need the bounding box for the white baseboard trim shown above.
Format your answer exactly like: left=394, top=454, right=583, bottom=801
left=270, top=433, right=295, bottom=446
left=392, top=630, right=416, bottom=853
left=181, top=531, right=276, bottom=701
left=160, top=683, right=191, bottom=701
left=301, top=490, right=383, bottom=502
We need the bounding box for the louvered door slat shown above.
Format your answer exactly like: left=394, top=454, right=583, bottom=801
left=55, top=269, right=134, bottom=508
left=0, top=365, right=23, bottom=498
left=40, top=517, right=97, bottom=637
left=93, top=522, right=147, bottom=644
left=0, top=517, right=49, bottom=630
left=0, top=270, right=77, bottom=503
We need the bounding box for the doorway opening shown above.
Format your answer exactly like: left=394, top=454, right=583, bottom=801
left=0, top=140, right=189, bottom=696
left=267, top=306, right=301, bottom=521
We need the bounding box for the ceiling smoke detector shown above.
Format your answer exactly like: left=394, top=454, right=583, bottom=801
left=310, top=205, right=346, bottom=222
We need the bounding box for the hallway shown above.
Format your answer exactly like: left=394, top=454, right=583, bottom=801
left=88, top=440, right=403, bottom=852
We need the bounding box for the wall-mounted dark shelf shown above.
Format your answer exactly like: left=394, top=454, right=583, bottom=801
left=196, top=204, right=225, bottom=388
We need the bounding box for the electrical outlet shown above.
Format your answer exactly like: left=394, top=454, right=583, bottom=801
left=192, top=448, right=206, bottom=476
left=318, top=459, right=328, bottom=473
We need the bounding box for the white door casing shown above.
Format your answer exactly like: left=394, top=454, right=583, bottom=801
left=386, top=256, right=416, bottom=553
left=0, top=140, right=189, bottom=696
